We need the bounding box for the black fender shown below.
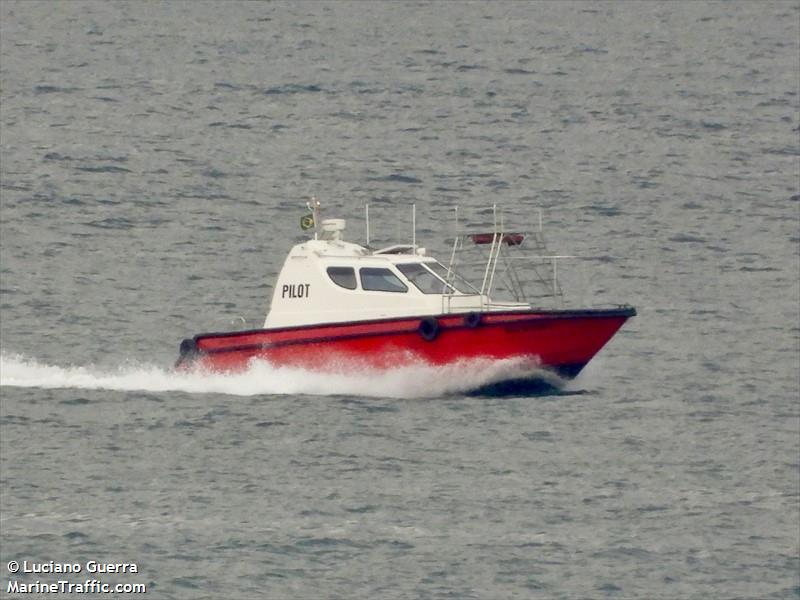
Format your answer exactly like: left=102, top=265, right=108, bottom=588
left=418, top=317, right=440, bottom=341
left=463, top=312, right=482, bottom=328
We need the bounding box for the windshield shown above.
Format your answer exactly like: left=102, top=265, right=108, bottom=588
left=426, top=261, right=479, bottom=294
left=397, top=263, right=457, bottom=294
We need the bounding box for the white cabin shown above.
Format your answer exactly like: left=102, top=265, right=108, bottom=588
left=264, top=218, right=501, bottom=328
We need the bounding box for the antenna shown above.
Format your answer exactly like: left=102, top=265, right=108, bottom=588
left=365, top=204, right=370, bottom=246
left=412, top=203, right=416, bottom=251
left=447, top=205, right=460, bottom=291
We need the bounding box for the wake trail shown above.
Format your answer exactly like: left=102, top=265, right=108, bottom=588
left=0, top=352, right=567, bottom=399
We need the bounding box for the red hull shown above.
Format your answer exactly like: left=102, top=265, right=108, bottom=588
left=177, top=308, right=635, bottom=379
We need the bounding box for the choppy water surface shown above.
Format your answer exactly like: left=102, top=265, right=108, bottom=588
left=1, top=1, right=798, bottom=598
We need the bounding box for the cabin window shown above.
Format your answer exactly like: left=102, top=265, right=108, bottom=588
left=397, top=263, right=451, bottom=294
left=327, top=266, right=357, bottom=290
left=359, top=267, right=408, bottom=293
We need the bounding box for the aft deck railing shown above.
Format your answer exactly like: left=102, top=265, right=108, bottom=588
left=440, top=203, right=573, bottom=311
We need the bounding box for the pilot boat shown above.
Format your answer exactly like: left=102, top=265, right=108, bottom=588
left=176, top=200, right=635, bottom=393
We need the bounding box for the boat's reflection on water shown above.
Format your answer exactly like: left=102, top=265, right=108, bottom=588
left=467, top=378, right=589, bottom=398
